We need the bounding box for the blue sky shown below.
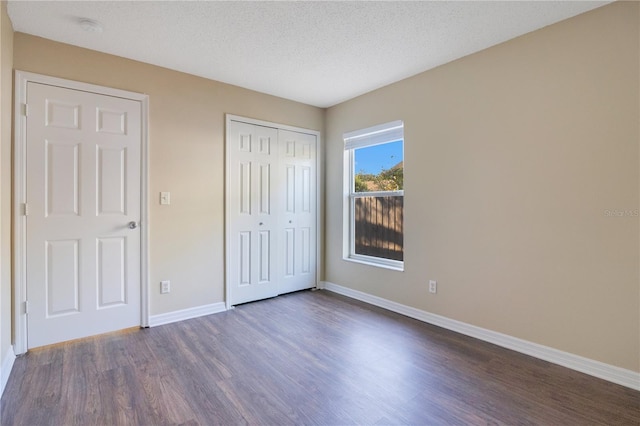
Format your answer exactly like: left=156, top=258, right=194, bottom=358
left=354, top=140, right=403, bottom=175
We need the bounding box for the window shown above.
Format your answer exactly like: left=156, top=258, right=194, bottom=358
left=344, top=121, right=404, bottom=270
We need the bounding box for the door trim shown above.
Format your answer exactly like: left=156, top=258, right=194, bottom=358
left=224, top=114, right=322, bottom=310
left=13, top=71, right=150, bottom=355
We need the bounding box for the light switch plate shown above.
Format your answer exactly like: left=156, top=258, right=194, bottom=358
left=160, top=192, right=171, bottom=205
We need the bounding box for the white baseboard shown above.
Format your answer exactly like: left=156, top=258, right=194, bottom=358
left=1, top=346, right=16, bottom=398
left=149, top=302, right=226, bottom=327
left=320, top=281, right=640, bottom=391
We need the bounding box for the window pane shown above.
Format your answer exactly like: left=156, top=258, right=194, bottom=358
left=354, top=195, right=403, bottom=261
left=354, top=140, right=403, bottom=192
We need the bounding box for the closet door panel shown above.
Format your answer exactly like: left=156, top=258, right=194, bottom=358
left=228, top=121, right=279, bottom=305
left=277, top=129, right=317, bottom=294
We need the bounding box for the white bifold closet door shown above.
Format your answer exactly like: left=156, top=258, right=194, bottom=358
left=227, top=119, right=317, bottom=306
left=277, top=130, right=317, bottom=295
left=228, top=122, right=280, bottom=304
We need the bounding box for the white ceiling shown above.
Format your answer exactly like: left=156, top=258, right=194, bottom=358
left=7, top=1, right=610, bottom=108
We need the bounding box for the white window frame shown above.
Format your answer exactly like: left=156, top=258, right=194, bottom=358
left=343, top=121, right=404, bottom=271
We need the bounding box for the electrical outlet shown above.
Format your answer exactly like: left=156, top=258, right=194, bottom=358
left=160, top=280, right=170, bottom=294
left=429, top=280, right=437, bottom=294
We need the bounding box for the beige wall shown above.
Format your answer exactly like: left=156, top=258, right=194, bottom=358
left=13, top=33, right=324, bottom=316
left=325, top=1, right=639, bottom=372
left=1, top=1, right=13, bottom=366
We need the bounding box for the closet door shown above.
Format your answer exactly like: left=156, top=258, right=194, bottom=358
left=226, top=116, right=318, bottom=306
left=228, top=121, right=279, bottom=305
left=278, top=130, right=317, bottom=294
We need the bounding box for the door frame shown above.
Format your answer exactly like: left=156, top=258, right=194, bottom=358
left=224, top=114, right=322, bottom=310
left=13, top=71, right=150, bottom=355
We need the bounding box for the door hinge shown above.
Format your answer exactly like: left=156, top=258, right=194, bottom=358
left=22, top=203, right=29, bottom=216
left=24, top=301, right=29, bottom=314
left=22, top=103, right=28, bottom=117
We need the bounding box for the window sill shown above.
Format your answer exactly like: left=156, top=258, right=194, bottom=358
left=343, top=255, right=404, bottom=272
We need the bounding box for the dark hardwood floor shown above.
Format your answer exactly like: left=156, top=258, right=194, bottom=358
left=1, top=290, right=638, bottom=425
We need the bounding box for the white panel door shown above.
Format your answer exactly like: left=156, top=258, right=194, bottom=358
left=26, top=82, right=141, bottom=348
left=228, top=121, right=279, bottom=305
left=278, top=130, right=317, bottom=294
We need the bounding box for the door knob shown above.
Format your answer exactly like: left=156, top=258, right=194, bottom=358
left=259, top=222, right=264, bottom=226
left=128, top=221, right=138, bottom=230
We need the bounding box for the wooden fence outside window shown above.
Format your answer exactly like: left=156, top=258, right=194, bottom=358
left=354, top=195, right=403, bottom=261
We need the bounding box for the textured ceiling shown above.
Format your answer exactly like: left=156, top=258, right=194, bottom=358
left=7, top=1, right=610, bottom=108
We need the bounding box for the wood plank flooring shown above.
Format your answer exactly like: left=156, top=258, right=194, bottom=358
left=1, top=290, right=639, bottom=425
